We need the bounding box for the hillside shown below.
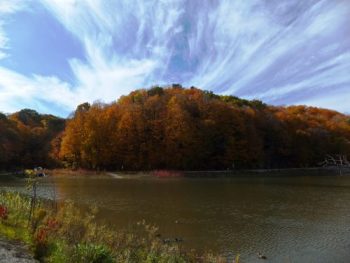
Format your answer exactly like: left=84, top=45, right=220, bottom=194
left=1, top=85, right=350, bottom=170
left=0, top=109, right=65, bottom=169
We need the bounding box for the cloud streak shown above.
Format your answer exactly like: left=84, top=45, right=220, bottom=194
left=0, top=0, right=350, bottom=115
left=0, top=0, right=26, bottom=59
left=0, top=66, right=76, bottom=115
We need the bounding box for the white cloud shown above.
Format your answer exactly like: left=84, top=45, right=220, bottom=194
left=1, top=0, right=350, bottom=115
left=0, top=0, right=28, bottom=59
left=37, top=0, right=185, bottom=108
left=188, top=0, right=350, bottom=96
left=0, top=0, right=24, bottom=13
left=0, top=67, right=76, bottom=114
left=0, top=1, right=77, bottom=115
left=0, top=27, right=7, bottom=59
left=249, top=52, right=350, bottom=102
left=69, top=58, right=158, bottom=103
left=0, top=0, right=185, bottom=115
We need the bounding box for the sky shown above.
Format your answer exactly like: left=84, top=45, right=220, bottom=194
left=0, top=0, right=349, bottom=117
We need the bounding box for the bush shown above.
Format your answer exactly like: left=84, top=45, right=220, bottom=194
left=71, top=244, right=114, bottom=263
left=0, top=205, right=8, bottom=220
left=0, top=191, right=227, bottom=263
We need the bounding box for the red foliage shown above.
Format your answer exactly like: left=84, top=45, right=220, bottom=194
left=35, top=228, right=48, bottom=244
left=0, top=205, right=8, bottom=220
left=46, top=217, right=60, bottom=231
left=34, top=217, right=60, bottom=246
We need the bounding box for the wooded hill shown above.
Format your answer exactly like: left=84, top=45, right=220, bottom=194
left=1, top=85, right=350, bottom=171
left=0, top=109, right=65, bottom=169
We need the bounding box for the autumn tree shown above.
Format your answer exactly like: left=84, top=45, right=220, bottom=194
left=3, top=85, right=350, bottom=171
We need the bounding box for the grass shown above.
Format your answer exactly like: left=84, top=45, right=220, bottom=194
left=0, top=191, right=230, bottom=263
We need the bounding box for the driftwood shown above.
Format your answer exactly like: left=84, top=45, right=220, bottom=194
left=319, top=154, right=350, bottom=175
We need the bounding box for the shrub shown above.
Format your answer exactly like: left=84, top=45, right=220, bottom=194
left=71, top=243, right=114, bottom=263
left=0, top=192, right=227, bottom=263
left=0, top=205, right=8, bottom=220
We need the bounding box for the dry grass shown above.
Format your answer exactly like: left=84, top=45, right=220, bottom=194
left=0, top=191, right=229, bottom=263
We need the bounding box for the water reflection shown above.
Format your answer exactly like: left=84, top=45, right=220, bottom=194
left=1, top=175, right=350, bottom=262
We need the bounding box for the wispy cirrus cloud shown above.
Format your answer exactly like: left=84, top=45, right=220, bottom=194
left=39, top=0, right=186, bottom=98
left=0, top=0, right=26, bottom=59
left=0, top=66, right=76, bottom=115
left=0, top=0, right=350, bottom=116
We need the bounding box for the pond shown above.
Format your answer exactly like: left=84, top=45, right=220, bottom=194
left=1, top=173, right=350, bottom=262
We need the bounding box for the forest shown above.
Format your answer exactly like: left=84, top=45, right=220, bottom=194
left=0, top=109, right=65, bottom=169
left=1, top=85, right=350, bottom=171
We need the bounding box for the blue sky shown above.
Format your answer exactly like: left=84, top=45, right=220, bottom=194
left=0, top=0, right=349, bottom=117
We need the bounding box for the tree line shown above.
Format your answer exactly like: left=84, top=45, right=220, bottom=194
left=0, top=109, right=65, bottom=169
left=1, top=85, right=350, bottom=171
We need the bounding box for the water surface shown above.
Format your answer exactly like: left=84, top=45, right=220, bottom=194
left=1, top=174, right=350, bottom=262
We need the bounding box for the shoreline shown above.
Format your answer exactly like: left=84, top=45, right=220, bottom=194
left=184, top=167, right=350, bottom=177
left=2, top=166, right=349, bottom=179
left=42, top=166, right=350, bottom=177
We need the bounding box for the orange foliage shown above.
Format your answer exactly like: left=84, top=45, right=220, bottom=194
left=1, top=86, right=350, bottom=170
left=58, top=86, right=350, bottom=170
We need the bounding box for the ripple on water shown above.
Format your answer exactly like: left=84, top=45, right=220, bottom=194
left=1, top=175, right=350, bottom=262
